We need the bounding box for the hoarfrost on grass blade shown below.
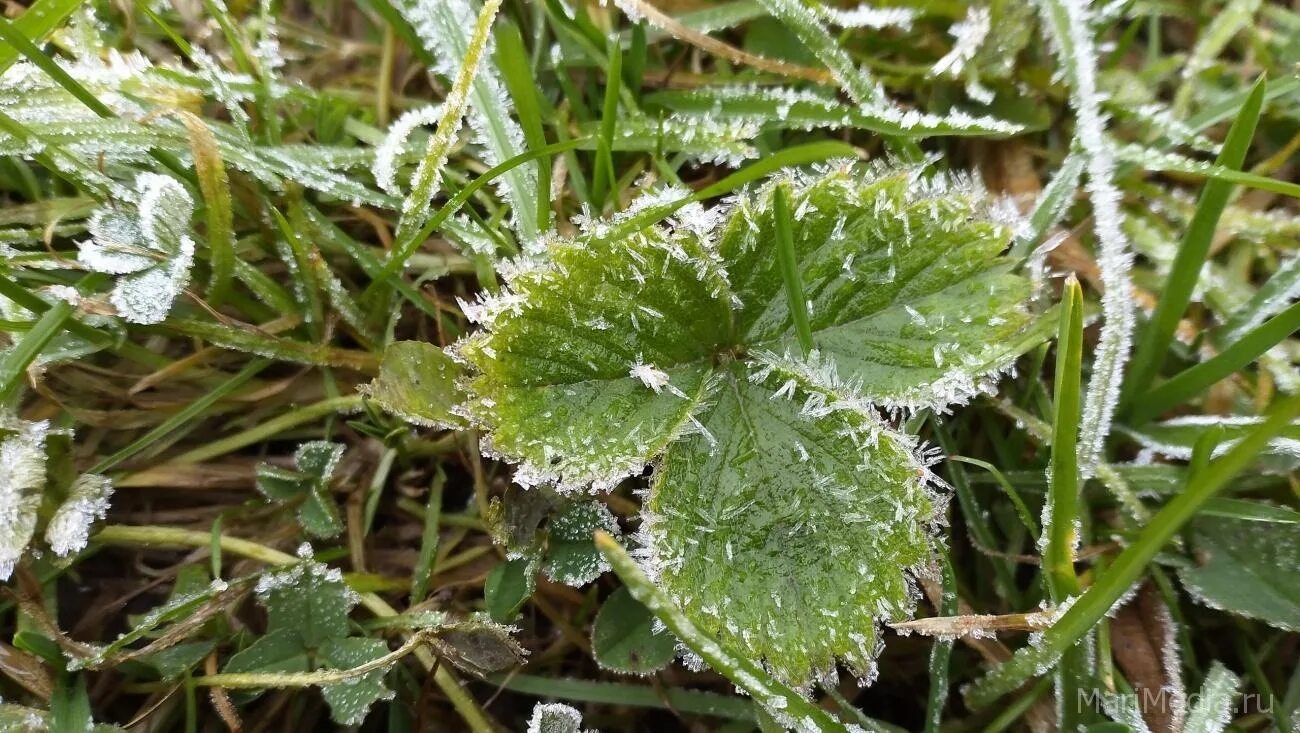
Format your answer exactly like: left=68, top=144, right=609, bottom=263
left=373, top=104, right=443, bottom=195
left=45, top=473, right=114, bottom=557
left=392, top=0, right=538, bottom=243
left=0, top=416, right=49, bottom=580
left=1036, top=0, right=1135, bottom=477
left=818, top=4, right=916, bottom=30
left=1183, top=663, right=1241, bottom=733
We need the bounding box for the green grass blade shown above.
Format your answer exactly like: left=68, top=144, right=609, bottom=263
left=923, top=551, right=957, bottom=733
left=1129, top=300, right=1300, bottom=425
left=965, top=391, right=1300, bottom=709
left=754, top=0, right=879, bottom=104
left=1045, top=276, right=1084, bottom=600
left=0, top=273, right=106, bottom=405
left=88, top=359, right=270, bottom=474
left=773, top=184, right=814, bottom=356
left=1123, top=75, right=1266, bottom=408
left=409, top=468, right=444, bottom=604
left=0, top=0, right=85, bottom=74
left=494, top=19, right=552, bottom=231
left=591, top=33, right=623, bottom=209
left=1044, top=277, right=1085, bottom=731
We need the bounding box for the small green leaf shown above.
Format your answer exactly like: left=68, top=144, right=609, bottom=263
left=545, top=502, right=620, bottom=587
left=256, top=559, right=354, bottom=647
left=484, top=557, right=537, bottom=622
left=223, top=629, right=310, bottom=676
left=362, top=341, right=465, bottom=428
left=591, top=586, right=677, bottom=675
left=1179, top=517, right=1300, bottom=631
left=317, top=637, right=394, bottom=726
left=255, top=442, right=345, bottom=539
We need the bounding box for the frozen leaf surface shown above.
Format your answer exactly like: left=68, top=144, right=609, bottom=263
left=459, top=162, right=1048, bottom=685
left=256, top=442, right=345, bottom=538
left=45, top=473, right=114, bottom=557
left=527, top=703, right=588, bottom=733
left=544, top=501, right=621, bottom=587
left=1179, top=517, right=1300, bottom=632
left=79, top=173, right=196, bottom=325
left=0, top=415, right=49, bottom=580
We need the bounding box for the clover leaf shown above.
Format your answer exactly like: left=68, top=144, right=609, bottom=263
left=225, top=556, right=393, bottom=726
left=457, top=162, right=1050, bottom=685
left=256, top=442, right=345, bottom=539
left=78, top=173, right=196, bottom=325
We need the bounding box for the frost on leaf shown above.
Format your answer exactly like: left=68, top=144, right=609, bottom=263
left=256, top=442, right=346, bottom=538
left=79, top=173, right=196, bottom=324
left=0, top=416, right=48, bottom=580
left=457, top=162, right=1049, bottom=685
left=45, top=473, right=114, bottom=557
left=527, top=703, right=589, bottom=733
left=544, top=501, right=621, bottom=587
left=361, top=341, right=465, bottom=429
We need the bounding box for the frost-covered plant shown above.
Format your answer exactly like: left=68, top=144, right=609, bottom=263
left=78, top=172, right=196, bottom=325
left=0, top=415, right=49, bottom=579
left=256, top=442, right=346, bottom=538
left=0, top=416, right=112, bottom=577
left=453, top=161, right=1051, bottom=685
left=527, top=703, right=591, bottom=733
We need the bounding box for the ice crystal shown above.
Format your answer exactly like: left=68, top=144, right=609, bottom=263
left=0, top=416, right=48, bottom=579
left=79, top=173, right=196, bottom=324
left=45, top=473, right=114, bottom=557
left=931, top=6, right=991, bottom=77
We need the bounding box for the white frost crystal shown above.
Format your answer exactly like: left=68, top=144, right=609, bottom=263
left=46, top=474, right=115, bottom=557
left=0, top=416, right=49, bottom=579
left=79, top=173, right=196, bottom=324
left=932, top=6, right=991, bottom=77
left=373, top=104, right=443, bottom=195
left=527, top=703, right=590, bottom=733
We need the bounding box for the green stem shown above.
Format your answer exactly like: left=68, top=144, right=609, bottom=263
left=1045, top=277, right=1084, bottom=600
left=773, top=184, right=814, bottom=357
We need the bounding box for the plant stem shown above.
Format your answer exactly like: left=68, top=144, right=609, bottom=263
left=773, top=184, right=814, bottom=357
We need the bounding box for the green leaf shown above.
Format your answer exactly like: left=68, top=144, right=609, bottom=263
left=461, top=162, right=1047, bottom=685
left=591, top=586, right=677, bottom=675
left=1120, top=416, right=1300, bottom=474
left=1178, top=517, right=1300, bottom=631
left=317, top=637, right=394, bottom=726
left=256, top=559, right=354, bottom=647
left=545, top=502, right=620, bottom=587
left=361, top=341, right=465, bottom=428
left=49, top=673, right=92, bottom=733
left=484, top=557, right=537, bottom=622
left=1183, top=663, right=1242, bottom=733
left=223, top=629, right=310, bottom=676
left=255, top=442, right=345, bottom=539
